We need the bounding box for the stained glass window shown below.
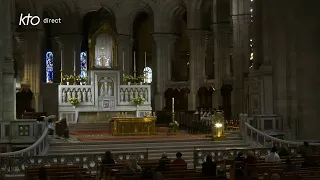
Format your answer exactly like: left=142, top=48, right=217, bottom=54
left=143, top=67, right=152, bottom=84
left=80, top=52, right=87, bottom=78
left=46, top=51, right=54, bottom=83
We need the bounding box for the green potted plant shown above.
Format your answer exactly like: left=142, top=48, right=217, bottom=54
left=69, top=97, right=80, bottom=108
left=78, top=76, right=88, bottom=85
left=137, top=75, right=145, bottom=85
left=63, top=75, right=71, bottom=85
left=132, top=97, right=145, bottom=106
left=123, top=74, right=134, bottom=85
left=169, top=121, right=179, bottom=134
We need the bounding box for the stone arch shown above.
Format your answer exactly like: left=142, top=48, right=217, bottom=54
left=159, top=0, right=187, bottom=33
left=77, top=0, right=116, bottom=19
left=41, top=0, right=71, bottom=18
left=198, top=86, right=214, bottom=110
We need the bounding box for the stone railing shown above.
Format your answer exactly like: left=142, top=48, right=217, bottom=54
left=0, top=120, right=46, bottom=144
left=239, top=114, right=320, bottom=148
left=59, top=85, right=93, bottom=105
left=1, top=152, right=148, bottom=175
left=118, top=85, right=151, bottom=105
left=0, top=119, right=49, bottom=157
left=246, top=115, right=284, bottom=133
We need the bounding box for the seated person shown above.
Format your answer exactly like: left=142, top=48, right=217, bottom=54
left=129, top=158, right=141, bottom=172
left=38, top=167, right=47, bottom=180
left=202, top=155, right=217, bottom=177
left=265, top=146, right=280, bottom=163
left=140, top=167, right=154, bottom=180
left=101, top=151, right=115, bottom=165
left=278, top=146, right=290, bottom=157
left=171, top=152, right=186, bottom=165
left=245, top=151, right=257, bottom=164
left=283, top=158, right=298, bottom=172
left=235, top=152, right=245, bottom=162
left=120, top=162, right=136, bottom=175
left=48, top=119, right=55, bottom=135
left=153, top=172, right=164, bottom=180
left=156, top=153, right=170, bottom=171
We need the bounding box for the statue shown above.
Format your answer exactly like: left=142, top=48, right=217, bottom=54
left=134, top=90, right=139, bottom=98
left=78, top=89, right=82, bottom=102
left=88, top=90, right=92, bottom=102
left=120, top=90, right=124, bottom=102
left=67, top=90, right=71, bottom=100
left=108, top=83, right=112, bottom=96
left=62, top=90, right=66, bottom=102
left=82, top=90, right=87, bottom=102
left=125, top=91, right=129, bottom=102
left=129, top=90, right=133, bottom=101
left=144, top=89, right=148, bottom=102
left=106, top=57, right=111, bottom=68
left=72, top=90, right=76, bottom=98
left=94, top=34, right=113, bottom=68
left=100, top=84, right=105, bottom=96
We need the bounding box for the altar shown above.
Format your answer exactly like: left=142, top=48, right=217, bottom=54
left=57, top=24, right=152, bottom=124
left=112, top=117, right=156, bottom=136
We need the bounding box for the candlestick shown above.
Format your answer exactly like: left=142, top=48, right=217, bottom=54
left=133, top=51, right=136, bottom=72
left=60, top=70, right=63, bottom=85
left=144, top=52, right=147, bottom=68
left=73, top=71, right=76, bottom=85
left=122, top=52, right=125, bottom=72
left=61, top=49, right=63, bottom=71
left=73, top=50, right=76, bottom=72
left=172, top=98, right=174, bottom=112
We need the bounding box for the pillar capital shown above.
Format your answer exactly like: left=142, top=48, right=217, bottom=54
left=152, top=33, right=177, bottom=45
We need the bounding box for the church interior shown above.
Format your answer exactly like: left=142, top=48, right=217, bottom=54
left=1, top=0, right=320, bottom=179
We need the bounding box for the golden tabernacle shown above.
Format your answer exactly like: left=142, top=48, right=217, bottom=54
left=112, top=117, right=156, bottom=136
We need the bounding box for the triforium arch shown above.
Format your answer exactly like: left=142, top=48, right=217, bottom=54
left=197, top=86, right=215, bottom=110
left=164, top=87, right=190, bottom=111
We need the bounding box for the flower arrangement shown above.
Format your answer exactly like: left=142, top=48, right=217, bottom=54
left=68, top=97, right=80, bottom=106
left=80, top=76, right=88, bottom=83
left=132, top=97, right=145, bottom=105
left=123, top=74, right=134, bottom=84
left=63, top=75, right=71, bottom=82
left=136, top=75, right=145, bottom=83
left=169, top=121, right=179, bottom=132
left=75, top=75, right=82, bottom=83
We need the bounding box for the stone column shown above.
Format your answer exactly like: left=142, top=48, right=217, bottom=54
left=187, top=30, right=206, bottom=110
left=117, top=34, right=133, bottom=77
left=56, top=34, right=82, bottom=76
left=0, top=0, right=4, bottom=121
left=23, top=29, right=44, bottom=112
left=231, top=0, right=251, bottom=116
left=153, top=34, right=176, bottom=111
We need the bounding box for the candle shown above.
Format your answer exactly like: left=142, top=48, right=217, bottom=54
left=144, top=52, right=147, bottom=68
left=172, top=98, right=174, bottom=111
left=122, top=52, right=125, bottom=72
left=60, top=49, right=63, bottom=71
left=133, top=51, right=136, bottom=72
left=73, top=50, right=76, bottom=72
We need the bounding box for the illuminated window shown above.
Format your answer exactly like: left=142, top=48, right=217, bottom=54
left=143, top=67, right=152, bottom=84
left=46, top=51, right=54, bottom=83
left=80, top=52, right=87, bottom=78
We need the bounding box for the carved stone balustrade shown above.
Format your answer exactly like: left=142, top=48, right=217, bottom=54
left=0, top=119, right=46, bottom=144
left=118, top=85, right=151, bottom=105
left=59, top=85, right=94, bottom=106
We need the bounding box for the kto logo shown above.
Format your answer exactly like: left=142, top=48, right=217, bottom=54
left=19, top=13, right=62, bottom=26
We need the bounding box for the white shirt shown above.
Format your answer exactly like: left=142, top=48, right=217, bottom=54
left=265, top=152, right=280, bottom=162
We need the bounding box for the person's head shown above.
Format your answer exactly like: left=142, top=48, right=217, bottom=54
left=271, top=173, right=280, bottom=180
left=104, top=151, right=112, bottom=159
left=154, top=172, right=164, bottom=180
left=247, top=151, right=254, bottom=157
left=271, top=146, right=278, bottom=153
left=125, top=161, right=131, bottom=168
left=206, top=155, right=213, bottom=162
left=38, top=167, right=47, bottom=180
left=304, top=141, right=309, bottom=147
left=285, top=158, right=292, bottom=165
left=237, top=152, right=243, bottom=158
left=161, top=153, right=167, bottom=159
left=176, top=152, right=182, bottom=158
left=129, top=158, right=138, bottom=169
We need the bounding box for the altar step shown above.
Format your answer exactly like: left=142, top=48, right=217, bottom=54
left=68, top=123, right=110, bottom=130
left=47, top=132, right=250, bottom=169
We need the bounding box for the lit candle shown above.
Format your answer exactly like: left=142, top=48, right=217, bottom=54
left=73, top=50, right=76, bottom=72
left=122, top=52, right=125, bottom=72
left=172, top=98, right=174, bottom=111
left=60, top=49, right=63, bottom=71
left=144, top=52, right=147, bottom=68
left=133, top=51, right=136, bottom=72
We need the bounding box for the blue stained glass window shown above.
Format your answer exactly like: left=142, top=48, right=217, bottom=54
left=143, top=67, right=152, bottom=83
left=80, top=52, right=87, bottom=78
left=46, top=51, right=54, bottom=83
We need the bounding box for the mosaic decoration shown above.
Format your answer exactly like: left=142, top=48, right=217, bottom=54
left=46, top=51, right=54, bottom=83
left=143, top=67, right=152, bottom=84
left=80, top=52, right=87, bottom=78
